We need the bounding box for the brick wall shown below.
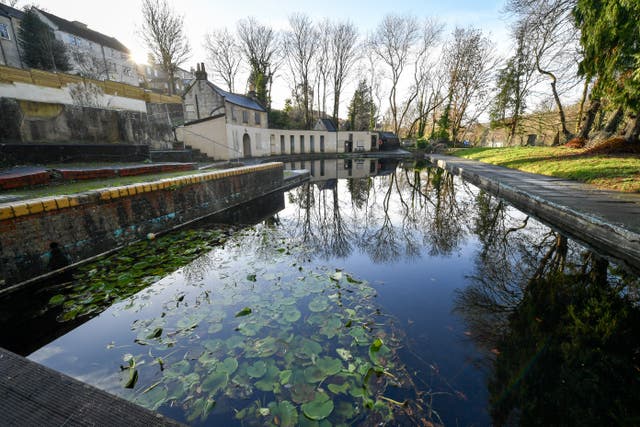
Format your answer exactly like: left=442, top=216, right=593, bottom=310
left=0, top=163, right=284, bottom=287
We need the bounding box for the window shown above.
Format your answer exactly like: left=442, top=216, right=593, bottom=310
left=280, top=135, right=285, bottom=153
left=122, top=67, right=131, bottom=76
left=290, top=135, right=295, bottom=153
left=320, top=135, right=325, bottom=152
left=0, top=23, right=10, bottom=40
left=69, top=35, right=81, bottom=46
left=254, top=112, right=261, bottom=125
left=242, top=110, right=249, bottom=123
left=310, top=135, right=315, bottom=153
left=300, top=135, right=305, bottom=152
left=231, top=106, right=237, bottom=122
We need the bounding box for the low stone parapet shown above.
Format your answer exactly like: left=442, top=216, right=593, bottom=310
left=0, top=162, right=284, bottom=288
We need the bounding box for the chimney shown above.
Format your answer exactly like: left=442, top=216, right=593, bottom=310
left=194, top=62, right=207, bottom=80
left=71, top=21, right=88, bottom=29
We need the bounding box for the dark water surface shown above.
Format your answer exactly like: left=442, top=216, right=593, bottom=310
left=3, top=158, right=639, bottom=426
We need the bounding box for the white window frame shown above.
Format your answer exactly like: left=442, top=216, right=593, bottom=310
left=0, top=23, right=10, bottom=40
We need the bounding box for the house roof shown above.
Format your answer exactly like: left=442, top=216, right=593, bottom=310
left=317, top=118, right=337, bottom=132
left=0, top=3, right=25, bottom=19
left=208, top=82, right=266, bottom=112
left=36, top=8, right=130, bottom=53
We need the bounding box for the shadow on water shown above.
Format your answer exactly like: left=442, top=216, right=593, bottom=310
left=454, top=190, right=640, bottom=425
left=0, top=192, right=286, bottom=356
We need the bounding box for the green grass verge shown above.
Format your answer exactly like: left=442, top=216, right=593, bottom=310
left=450, top=147, right=640, bottom=192
left=3, top=169, right=209, bottom=200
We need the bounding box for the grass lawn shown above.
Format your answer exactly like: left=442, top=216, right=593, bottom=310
left=450, top=146, right=640, bottom=192
left=2, top=169, right=209, bottom=200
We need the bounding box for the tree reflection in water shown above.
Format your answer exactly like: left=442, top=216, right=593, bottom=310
left=455, top=191, right=640, bottom=425
left=286, top=161, right=476, bottom=264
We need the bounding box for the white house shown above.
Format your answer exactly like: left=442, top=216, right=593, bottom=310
left=177, top=63, right=382, bottom=161
left=34, top=8, right=137, bottom=86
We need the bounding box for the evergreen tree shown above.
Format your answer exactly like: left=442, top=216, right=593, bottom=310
left=575, top=0, right=640, bottom=136
left=18, top=9, right=70, bottom=72
left=347, top=79, right=376, bottom=131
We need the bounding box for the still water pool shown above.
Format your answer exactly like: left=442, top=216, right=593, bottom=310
left=7, top=159, right=640, bottom=426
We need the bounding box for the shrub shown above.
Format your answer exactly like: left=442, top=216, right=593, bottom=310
left=584, top=137, right=640, bottom=155
left=416, top=137, right=428, bottom=149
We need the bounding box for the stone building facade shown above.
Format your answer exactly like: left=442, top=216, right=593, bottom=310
left=0, top=4, right=24, bottom=68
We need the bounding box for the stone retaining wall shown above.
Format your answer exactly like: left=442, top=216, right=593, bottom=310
left=0, top=163, right=284, bottom=287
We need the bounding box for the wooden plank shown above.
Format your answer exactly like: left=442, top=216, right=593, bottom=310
left=0, top=347, right=184, bottom=426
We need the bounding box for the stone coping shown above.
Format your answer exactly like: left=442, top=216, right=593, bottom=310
left=0, top=162, right=283, bottom=221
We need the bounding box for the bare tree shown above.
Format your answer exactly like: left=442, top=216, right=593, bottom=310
left=506, top=0, right=581, bottom=142
left=314, top=19, right=332, bottom=119
left=394, top=18, right=443, bottom=137
left=204, top=28, right=242, bottom=92
left=369, top=14, right=420, bottom=136
left=328, top=20, right=359, bottom=125
left=237, top=17, right=280, bottom=108
left=140, top=0, right=190, bottom=96
left=441, top=27, right=496, bottom=143
left=284, top=13, right=317, bottom=128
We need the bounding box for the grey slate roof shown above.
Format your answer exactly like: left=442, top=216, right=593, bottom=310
left=36, top=8, right=130, bottom=53
left=0, top=4, right=25, bottom=19
left=207, top=81, right=266, bottom=112
left=317, top=118, right=337, bottom=132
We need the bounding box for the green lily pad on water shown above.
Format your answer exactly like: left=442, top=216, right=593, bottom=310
left=135, top=384, right=167, bottom=411
left=268, top=400, right=298, bottom=427
left=308, top=297, right=329, bottom=312
left=328, top=382, right=351, bottom=395
left=48, top=294, right=65, bottom=306
left=304, top=357, right=342, bottom=383
left=255, top=363, right=280, bottom=392
left=218, top=357, right=238, bottom=375
left=296, top=338, right=322, bottom=359
left=301, top=392, right=334, bottom=421
left=247, top=360, right=267, bottom=378
left=246, top=336, right=278, bottom=358
left=202, top=371, right=229, bottom=395
left=235, top=307, right=252, bottom=317
left=282, top=307, right=302, bottom=323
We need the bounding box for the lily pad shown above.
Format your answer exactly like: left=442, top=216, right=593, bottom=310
left=296, top=338, right=322, bottom=359
left=235, top=307, right=252, bottom=317
left=336, top=348, right=352, bottom=361
left=218, top=357, right=238, bottom=375
left=301, top=392, right=334, bottom=421
left=247, top=360, right=267, bottom=378
left=48, top=294, right=65, bottom=306
left=282, top=307, right=302, bottom=323
left=202, top=371, right=229, bottom=395
left=268, top=400, right=298, bottom=427
left=135, top=384, right=167, bottom=411
left=308, top=297, right=329, bottom=312
left=328, top=382, right=350, bottom=395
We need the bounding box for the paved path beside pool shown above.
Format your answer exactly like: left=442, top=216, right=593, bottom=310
left=425, top=154, right=640, bottom=273
left=0, top=347, right=184, bottom=426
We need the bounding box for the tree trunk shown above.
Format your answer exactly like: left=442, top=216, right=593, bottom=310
left=625, top=114, right=640, bottom=143
left=578, top=97, right=601, bottom=139
left=538, top=66, right=572, bottom=141
left=603, top=106, right=625, bottom=135
left=575, top=78, right=590, bottom=134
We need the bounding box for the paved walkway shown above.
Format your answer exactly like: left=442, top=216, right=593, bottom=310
left=0, top=347, right=183, bottom=426
left=426, top=154, right=640, bottom=273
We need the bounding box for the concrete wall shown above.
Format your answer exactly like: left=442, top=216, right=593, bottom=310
left=0, top=80, right=147, bottom=112
left=0, top=98, right=176, bottom=149
left=0, top=163, right=284, bottom=287
left=176, top=116, right=232, bottom=159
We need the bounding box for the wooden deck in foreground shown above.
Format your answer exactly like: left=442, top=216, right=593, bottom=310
left=0, top=347, right=183, bottom=426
